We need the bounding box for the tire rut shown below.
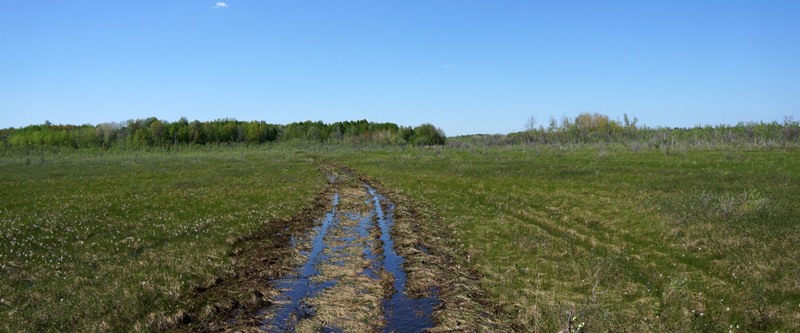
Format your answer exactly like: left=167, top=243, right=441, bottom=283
left=170, top=164, right=511, bottom=332
left=257, top=170, right=438, bottom=332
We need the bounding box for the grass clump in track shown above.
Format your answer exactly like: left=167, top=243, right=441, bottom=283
left=325, top=145, right=800, bottom=332
left=0, top=147, right=324, bottom=332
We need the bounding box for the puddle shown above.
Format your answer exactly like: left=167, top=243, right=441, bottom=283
left=258, top=193, right=340, bottom=331
left=256, top=181, right=439, bottom=332
left=368, top=186, right=439, bottom=333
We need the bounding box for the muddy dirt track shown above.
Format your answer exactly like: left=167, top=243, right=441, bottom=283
left=173, top=164, right=509, bottom=332
left=257, top=172, right=439, bottom=332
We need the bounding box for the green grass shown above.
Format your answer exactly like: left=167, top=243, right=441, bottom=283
left=323, top=146, right=800, bottom=332
left=2, top=144, right=798, bottom=332
left=0, top=147, right=325, bottom=332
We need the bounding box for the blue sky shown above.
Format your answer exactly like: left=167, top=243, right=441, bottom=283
left=1, top=1, right=798, bottom=135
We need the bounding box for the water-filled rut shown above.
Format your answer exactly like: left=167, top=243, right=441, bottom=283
left=257, top=175, right=439, bottom=332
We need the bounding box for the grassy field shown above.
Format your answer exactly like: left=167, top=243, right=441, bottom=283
left=2, top=145, right=798, bottom=332
left=324, top=145, right=800, bottom=332
left=0, top=147, right=325, bottom=332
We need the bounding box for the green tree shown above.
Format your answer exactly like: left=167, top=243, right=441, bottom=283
left=411, top=124, right=446, bottom=146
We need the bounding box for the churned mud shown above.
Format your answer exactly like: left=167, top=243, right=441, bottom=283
left=171, top=163, right=510, bottom=332
left=258, top=169, right=439, bottom=332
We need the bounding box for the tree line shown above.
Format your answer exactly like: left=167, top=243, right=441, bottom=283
left=450, top=113, right=800, bottom=148
left=0, top=118, right=447, bottom=149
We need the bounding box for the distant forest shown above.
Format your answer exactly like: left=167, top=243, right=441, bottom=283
left=2, top=114, right=799, bottom=150
left=452, top=113, right=800, bottom=149
left=0, top=118, right=446, bottom=149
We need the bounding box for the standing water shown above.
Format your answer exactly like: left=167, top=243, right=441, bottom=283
left=368, top=186, right=439, bottom=333
left=257, top=182, right=438, bottom=332
left=258, top=193, right=340, bottom=331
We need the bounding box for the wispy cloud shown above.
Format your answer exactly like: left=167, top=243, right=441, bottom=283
left=213, top=2, right=228, bottom=9
left=443, top=64, right=456, bottom=69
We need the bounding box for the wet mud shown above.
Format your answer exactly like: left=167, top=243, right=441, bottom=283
left=257, top=173, right=439, bottom=332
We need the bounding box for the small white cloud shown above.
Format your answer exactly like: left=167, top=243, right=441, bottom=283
left=443, top=64, right=455, bottom=69
left=213, top=2, right=228, bottom=9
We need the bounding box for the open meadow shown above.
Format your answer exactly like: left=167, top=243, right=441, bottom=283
left=1, top=144, right=798, bottom=332
left=4, top=1, right=800, bottom=331
left=324, top=145, right=800, bottom=332
left=0, top=147, right=324, bottom=332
